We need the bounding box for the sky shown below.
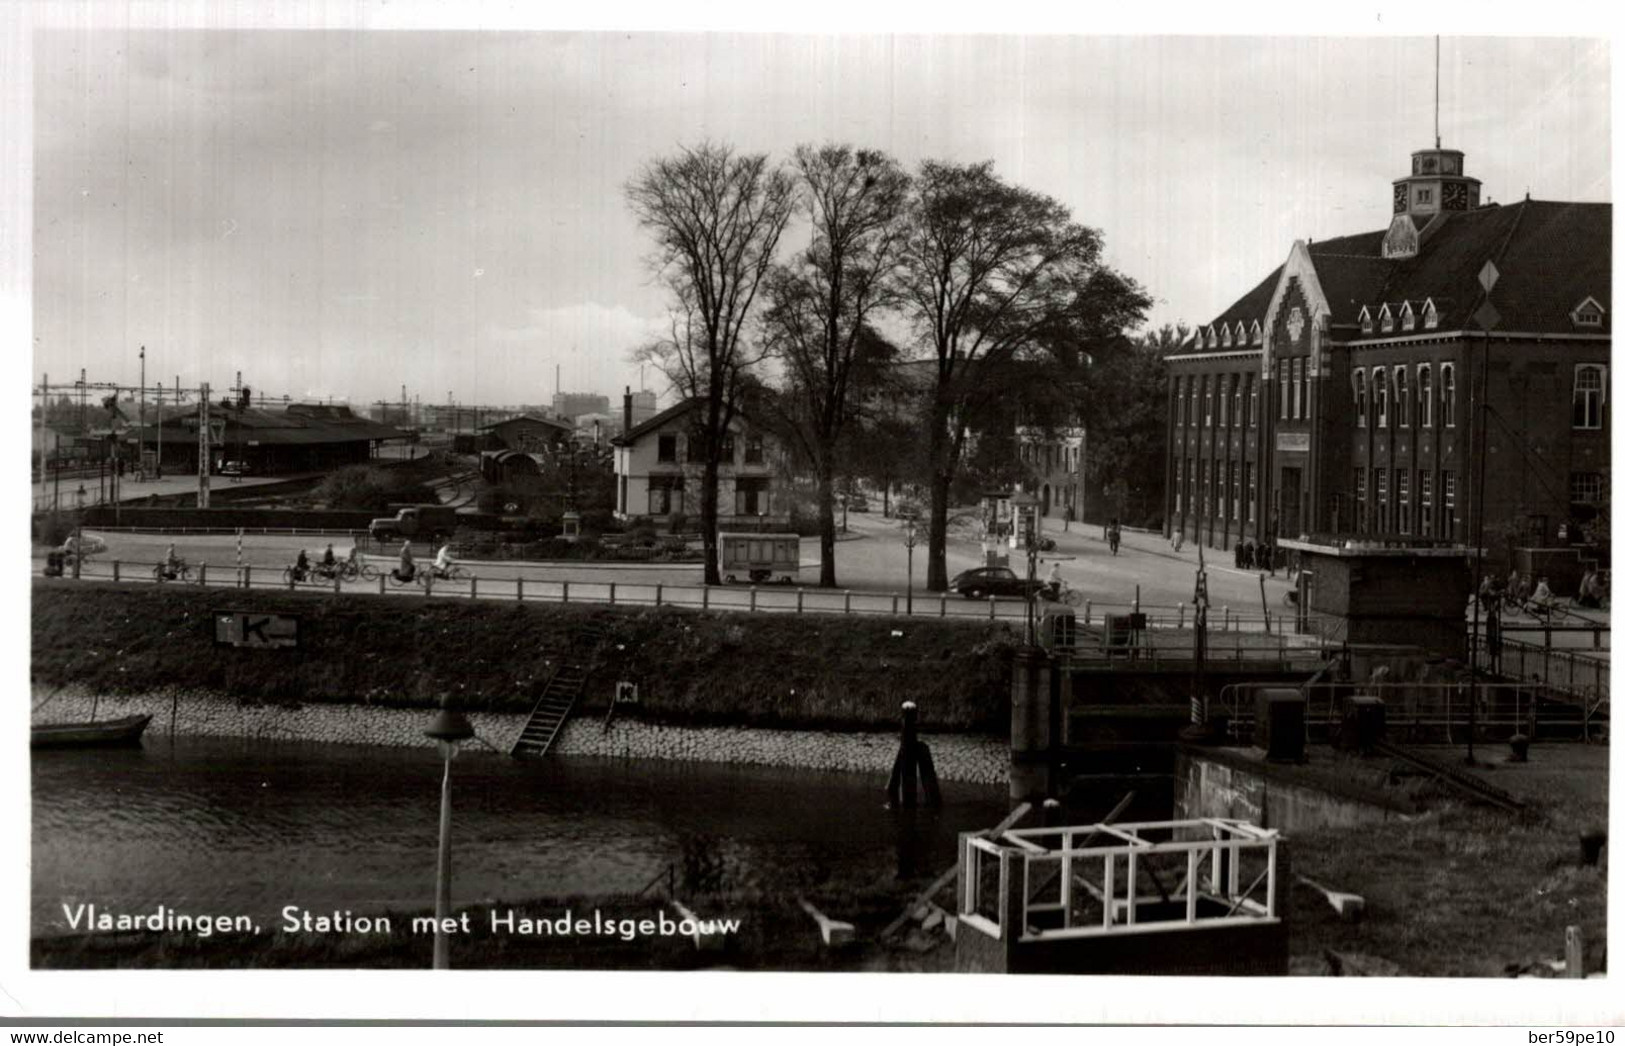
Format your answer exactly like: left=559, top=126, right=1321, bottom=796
left=24, top=18, right=1612, bottom=411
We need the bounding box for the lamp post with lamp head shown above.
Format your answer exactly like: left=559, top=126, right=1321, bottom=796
left=904, top=518, right=919, bottom=616
left=424, top=706, right=475, bottom=970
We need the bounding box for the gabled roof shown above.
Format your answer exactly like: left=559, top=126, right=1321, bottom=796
left=476, top=413, right=574, bottom=433
left=1200, top=200, right=1611, bottom=341
left=612, top=397, right=767, bottom=446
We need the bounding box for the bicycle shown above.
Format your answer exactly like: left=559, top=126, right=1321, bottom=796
left=283, top=564, right=317, bottom=586
left=1042, top=579, right=1086, bottom=608
left=419, top=564, right=471, bottom=587
left=153, top=561, right=192, bottom=583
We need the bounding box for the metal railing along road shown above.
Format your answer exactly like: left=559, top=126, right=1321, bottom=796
left=39, top=557, right=1366, bottom=631
left=1216, top=680, right=1601, bottom=741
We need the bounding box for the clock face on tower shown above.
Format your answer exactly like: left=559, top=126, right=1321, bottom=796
left=1393, top=184, right=1409, bottom=213
left=1442, top=182, right=1468, bottom=210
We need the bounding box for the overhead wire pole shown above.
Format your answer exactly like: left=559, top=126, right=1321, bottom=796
left=1465, top=259, right=1501, bottom=766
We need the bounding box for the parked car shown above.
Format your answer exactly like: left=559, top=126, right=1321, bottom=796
left=949, top=566, right=1047, bottom=600
left=893, top=500, right=922, bottom=521
left=839, top=492, right=869, bottom=512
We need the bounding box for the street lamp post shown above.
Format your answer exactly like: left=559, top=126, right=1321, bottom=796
left=424, top=707, right=475, bottom=970
left=904, top=519, right=918, bottom=616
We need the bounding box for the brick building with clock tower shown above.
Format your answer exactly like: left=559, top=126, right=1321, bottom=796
left=1162, top=142, right=1610, bottom=569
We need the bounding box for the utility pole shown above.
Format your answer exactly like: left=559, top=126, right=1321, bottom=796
left=38, top=372, right=47, bottom=510
left=138, top=347, right=146, bottom=479
left=198, top=382, right=211, bottom=509
left=155, top=382, right=164, bottom=479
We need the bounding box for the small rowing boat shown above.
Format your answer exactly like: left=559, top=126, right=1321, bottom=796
left=31, top=714, right=153, bottom=749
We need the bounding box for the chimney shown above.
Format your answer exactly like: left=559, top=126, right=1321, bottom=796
left=623, top=386, right=633, bottom=435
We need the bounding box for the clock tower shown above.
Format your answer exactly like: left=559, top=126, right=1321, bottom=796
left=1384, top=146, right=1483, bottom=258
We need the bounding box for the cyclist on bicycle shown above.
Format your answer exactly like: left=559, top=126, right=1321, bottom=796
left=162, top=543, right=185, bottom=581
left=319, top=543, right=338, bottom=579
left=292, top=548, right=311, bottom=583
left=432, top=543, right=455, bottom=580
left=1046, top=560, right=1063, bottom=601
left=393, top=541, right=416, bottom=583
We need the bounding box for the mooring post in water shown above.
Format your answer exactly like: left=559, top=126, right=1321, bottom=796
left=886, top=701, right=941, bottom=808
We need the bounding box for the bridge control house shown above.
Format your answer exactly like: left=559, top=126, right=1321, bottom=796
left=1163, top=143, right=1610, bottom=570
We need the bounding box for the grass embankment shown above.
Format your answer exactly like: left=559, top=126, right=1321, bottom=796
left=1287, top=744, right=1609, bottom=976
left=32, top=581, right=1017, bottom=732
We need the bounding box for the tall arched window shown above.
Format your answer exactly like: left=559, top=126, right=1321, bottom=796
left=1354, top=369, right=1368, bottom=427
left=1441, top=364, right=1456, bottom=427
left=1395, top=366, right=1409, bottom=427
left=1418, top=365, right=1433, bottom=427
left=1374, top=367, right=1389, bottom=428
left=1573, top=365, right=1607, bottom=429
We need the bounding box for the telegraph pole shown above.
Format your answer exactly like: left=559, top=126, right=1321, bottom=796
left=138, top=347, right=146, bottom=479
left=38, top=372, right=48, bottom=509
left=198, top=382, right=211, bottom=508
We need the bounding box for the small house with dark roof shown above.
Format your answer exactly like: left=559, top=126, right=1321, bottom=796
left=610, top=397, right=787, bottom=526
left=141, top=402, right=410, bottom=475
left=1164, top=142, right=1609, bottom=565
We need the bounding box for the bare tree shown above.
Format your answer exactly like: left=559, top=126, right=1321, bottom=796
left=761, top=145, right=911, bottom=587
left=626, top=143, right=796, bottom=585
left=896, top=160, right=1149, bottom=591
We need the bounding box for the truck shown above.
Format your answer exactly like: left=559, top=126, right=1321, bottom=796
left=718, top=532, right=801, bottom=585
left=368, top=504, right=460, bottom=544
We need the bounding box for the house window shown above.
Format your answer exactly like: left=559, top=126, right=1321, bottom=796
left=1222, top=326, right=1233, bottom=348
left=1232, top=374, right=1243, bottom=426
left=1354, top=369, right=1367, bottom=427
left=1354, top=469, right=1368, bottom=532
left=1443, top=471, right=1457, bottom=538
left=1291, top=359, right=1303, bottom=420
left=1279, top=368, right=1289, bottom=420
left=718, top=434, right=736, bottom=464
left=1423, top=300, right=1439, bottom=330
left=1416, top=187, right=1432, bottom=205
left=735, top=477, right=771, bottom=516
left=1420, top=471, right=1434, bottom=536
left=1397, top=469, right=1411, bottom=534
left=1380, top=305, right=1394, bottom=333
left=1228, top=461, right=1239, bottom=520
left=1441, top=364, right=1456, bottom=427
left=1251, top=321, right=1262, bottom=346
left=1375, top=468, right=1389, bottom=531
left=1374, top=367, right=1389, bottom=428
left=1359, top=307, right=1373, bottom=335
left=1174, top=460, right=1183, bottom=515
left=1217, top=375, right=1228, bottom=427
left=1203, top=378, right=1213, bottom=426
left=1571, top=471, right=1604, bottom=505
left=1571, top=297, right=1604, bottom=327
left=1173, top=378, right=1184, bottom=426
left=657, top=433, right=679, bottom=463
left=744, top=434, right=765, bottom=464
left=1418, top=365, right=1433, bottom=428
left=1395, top=366, right=1409, bottom=427
left=1400, top=303, right=1415, bottom=332
left=1573, top=365, right=1606, bottom=429
left=648, top=475, right=685, bottom=515
left=1199, top=459, right=1209, bottom=519
left=1248, top=379, right=1258, bottom=427
left=1245, top=462, right=1256, bottom=524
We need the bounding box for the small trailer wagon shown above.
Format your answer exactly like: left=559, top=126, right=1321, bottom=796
left=718, top=532, right=801, bottom=585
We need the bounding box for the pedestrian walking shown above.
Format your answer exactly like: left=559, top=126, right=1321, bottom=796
left=1173, top=526, right=1185, bottom=552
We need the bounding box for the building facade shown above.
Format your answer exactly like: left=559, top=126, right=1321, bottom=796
left=611, top=398, right=788, bottom=527
left=1164, top=144, right=1610, bottom=563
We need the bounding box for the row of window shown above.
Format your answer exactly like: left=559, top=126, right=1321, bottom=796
left=1174, top=373, right=1260, bottom=429
left=1194, top=320, right=1263, bottom=351
left=1174, top=357, right=1317, bottom=429
left=1353, top=363, right=1453, bottom=429
left=1353, top=362, right=1607, bottom=430
left=656, top=431, right=767, bottom=465
left=1353, top=467, right=1456, bottom=537
left=1018, top=440, right=1082, bottom=474
left=1357, top=300, right=1440, bottom=336
left=1171, top=457, right=1257, bottom=527
left=646, top=475, right=772, bottom=516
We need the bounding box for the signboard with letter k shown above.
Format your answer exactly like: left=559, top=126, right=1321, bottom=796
left=215, top=611, right=300, bottom=649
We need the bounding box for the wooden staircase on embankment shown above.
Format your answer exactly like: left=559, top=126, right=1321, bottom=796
left=510, top=615, right=612, bottom=759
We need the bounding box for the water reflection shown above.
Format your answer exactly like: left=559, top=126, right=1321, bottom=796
left=32, top=737, right=1009, bottom=936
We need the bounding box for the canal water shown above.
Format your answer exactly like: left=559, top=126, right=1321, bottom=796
left=33, top=738, right=1035, bottom=938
